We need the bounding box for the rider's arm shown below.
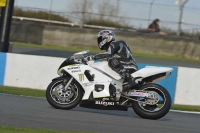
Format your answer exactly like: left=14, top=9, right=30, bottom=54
left=93, top=43, right=120, bottom=60
left=93, top=52, right=112, bottom=60
left=84, top=52, right=111, bottom=61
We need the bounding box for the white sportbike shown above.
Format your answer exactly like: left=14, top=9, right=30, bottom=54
left=46, top=50, right=172, bottom=119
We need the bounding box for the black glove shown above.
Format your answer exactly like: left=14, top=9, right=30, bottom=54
left=83, top=56, right=94, bottom=62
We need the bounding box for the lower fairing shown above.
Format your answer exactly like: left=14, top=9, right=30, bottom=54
left=79, top=100, right=128, bottom=111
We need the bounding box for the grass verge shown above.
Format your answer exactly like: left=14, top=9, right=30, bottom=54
left=13, top=42, right=200, bottom=63
left=1, top=86, right=200, bottom=112
left=0, top=86, right=45, bottom=98
left=0, top=126, right=93, bottom=133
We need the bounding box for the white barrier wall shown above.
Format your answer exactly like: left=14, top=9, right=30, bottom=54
left=2, top=53, right=200, bottom=105
left=175, top=67, right=200, bottom=105
left=4, top=53, right=65, bottom=90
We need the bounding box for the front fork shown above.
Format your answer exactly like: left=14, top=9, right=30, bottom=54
left=63, top=77, right=74, bottom=91
left=52, top=76, right=74, bottom=91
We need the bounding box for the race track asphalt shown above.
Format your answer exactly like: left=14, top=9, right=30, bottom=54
left=12, top=46, right=200, bottom=68
left=0, top=94, right=200, bottom=133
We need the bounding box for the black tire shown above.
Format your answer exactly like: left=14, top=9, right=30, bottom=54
left=132, top=84, right=171, bottom=120
left=46, top=79, right=83, bottom=110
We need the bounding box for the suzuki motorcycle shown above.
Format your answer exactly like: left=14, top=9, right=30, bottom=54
left=46, top=50, right=172, bottom=119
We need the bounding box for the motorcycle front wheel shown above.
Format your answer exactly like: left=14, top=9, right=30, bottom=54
left=46, top=78, right=83, bottom=110
left=132, top=83, right=171, bottom=120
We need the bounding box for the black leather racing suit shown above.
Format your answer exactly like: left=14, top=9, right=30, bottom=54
left=93, top=40, right=138, bottom=89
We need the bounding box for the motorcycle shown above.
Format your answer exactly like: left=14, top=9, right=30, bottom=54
left=46, top=50, right=172, bottom=119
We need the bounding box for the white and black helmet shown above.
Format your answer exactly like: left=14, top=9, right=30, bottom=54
left=97, top=30, right=115, bottom=50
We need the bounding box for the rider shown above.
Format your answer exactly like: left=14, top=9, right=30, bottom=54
left=86, top=30, right=138, bottom=91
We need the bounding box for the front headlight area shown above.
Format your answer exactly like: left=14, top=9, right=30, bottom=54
left=57, top=68, right=68, bottom=76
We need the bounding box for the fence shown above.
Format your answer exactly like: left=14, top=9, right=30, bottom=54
left=9, top=21, right=200, bottom=60
left=12, top=0, right=200, bottom=36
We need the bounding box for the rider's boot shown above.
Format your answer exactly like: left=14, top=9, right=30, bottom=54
left=121, top=71, right=138, bottom=92
left=123, top=77, right=138, bottom=92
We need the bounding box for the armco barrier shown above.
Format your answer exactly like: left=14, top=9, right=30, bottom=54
left=138, top=64, right=177, bottom=103
left=175, top=67, right=200, bottom=105
left=0, top=53, right=6, bottom=85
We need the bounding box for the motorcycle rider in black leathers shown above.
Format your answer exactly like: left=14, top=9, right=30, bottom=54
left=85, top=30, right=138, bottom=91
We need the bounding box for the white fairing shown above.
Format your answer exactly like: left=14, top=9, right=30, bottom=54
left=89, top=61, right=173, bottom=80
left=88, top=60, right=121, bottom=80
left=58, top=64, right=112, bottom=100
left=132, top=66, right=173, bottom=80
left=58, top=60, right=173, bottom=100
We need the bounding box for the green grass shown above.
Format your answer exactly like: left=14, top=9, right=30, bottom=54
left=0, top=86, right=45, bottom=98
left=171, top=104, right=200, bottom=112
left=1, top=86, right=200, bottom=112
left=13, top=42, right=102, bottom=54
left=0, top=126, right=93, bottom=133
left=13, top=42, right=200, bottom=63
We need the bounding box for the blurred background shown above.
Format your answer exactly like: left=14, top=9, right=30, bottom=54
left=0, top=0, right=200, bottom=61
left=12, top=0, right=200, bottom=37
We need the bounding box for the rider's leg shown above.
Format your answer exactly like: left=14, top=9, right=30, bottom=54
left=108, top=58, right=138, bottom=91
left=119, top=68, right=138, bottom=91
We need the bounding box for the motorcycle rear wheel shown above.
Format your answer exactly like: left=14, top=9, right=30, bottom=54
left=132, top=83, right=171, bottom=120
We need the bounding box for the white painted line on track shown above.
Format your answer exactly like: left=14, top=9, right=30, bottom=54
left=1, top=93, right=200, bottom=114
left=170, top=109, right=200, bottom=114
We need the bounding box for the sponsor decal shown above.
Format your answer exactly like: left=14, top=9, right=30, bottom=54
left=78, top=74, right=84, bottom=82
left=68, top=66, right=80, bottom=70
left=69, top=64, right=80, bottom=66
left=102, top=98, right=109, bottom=101
left=72, top=70, right=81, bottom=73
left=130, top=92, right=144, bottom=97
left=95, top=101, right=114, bottom=106
left=82, top=82, right=93, bottom=86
